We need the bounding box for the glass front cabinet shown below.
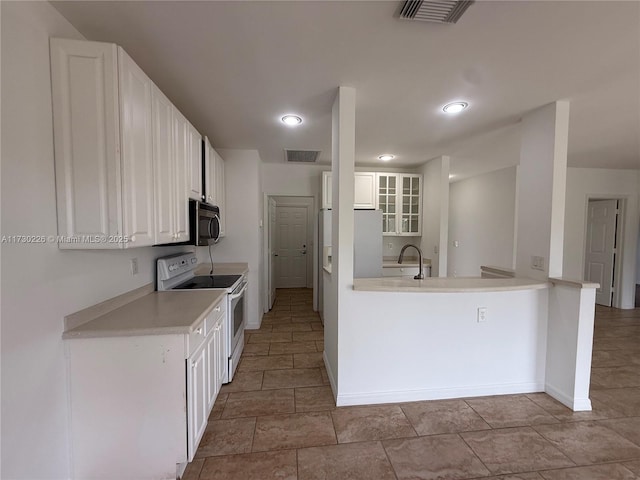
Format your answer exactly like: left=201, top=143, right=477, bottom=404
left=376, top=173, right=422, bottom=236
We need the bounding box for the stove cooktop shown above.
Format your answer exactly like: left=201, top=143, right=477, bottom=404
left=173, top=274, right=241, bottom=290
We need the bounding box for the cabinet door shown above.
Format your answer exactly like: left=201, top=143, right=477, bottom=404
left=377, top=174, right=398, bottom=235
left=118, top=47, right=155, bottom=247
left=203, top=137, right=215, bottom=206
left=187, top=123, right=202, bottom=201
left=215, top=152, right=226, bottom=237
left=187, top=345, right=207, bottom=461
left=151, top=85, right=174, bottom=245
left=354, top=172, right=376, bottom=209
left=50, top=38, right=122, bottom=249
left=322, top=171, right=332, bottom=209
left=215, top=316, right=226, bottom=389
left=206, top=330, right=218, bottom=412
left=400, top=174, right=421, bottom=235
left=173, top=108, right=189, bottom=241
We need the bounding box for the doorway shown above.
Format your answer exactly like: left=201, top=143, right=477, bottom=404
left=584, top=198, right=623, bottom=307
left=263, top=196, right=315, bottom=313
left=275, top=205, right=308, bottom=288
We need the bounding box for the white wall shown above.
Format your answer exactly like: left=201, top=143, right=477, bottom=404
left=197, top=149, right=264, bottom=328
left=515, top=101, right=569, bottom=280
left=338, top=288, right=549, bottom=405
left=448, top=167, right=517, bottom=277
left=1, top=4, right=190, bottom=477
left=420, top=156, right=449, bottom=277
left=382, top=236, right=421, bottom=258
left=262, top=163, right=325, bottom=200
left=563, top=167, right=640, bottom=309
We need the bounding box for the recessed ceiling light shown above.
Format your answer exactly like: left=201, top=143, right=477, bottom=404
left=281, top=114, right=303, bottom=126
left=443, top=102, right=468, bottom=114
left=378, top=154, right=395, bottom=161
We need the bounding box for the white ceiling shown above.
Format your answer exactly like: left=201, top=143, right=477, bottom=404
left=52, top=0, right=640, bottom=179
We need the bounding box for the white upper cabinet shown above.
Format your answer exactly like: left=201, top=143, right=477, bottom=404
left=203, top=137, right=226, bottom=237
left=321, top=171, right=376, bottom=210
left=151, top=85, right=175, bottom=245
left=117, top=47, right=156, bottom=247
left=376, top=173, right=422, bottom=236
left=187, top=122, right=202, bottom=201
left=51, top=38, right=200, bottom=248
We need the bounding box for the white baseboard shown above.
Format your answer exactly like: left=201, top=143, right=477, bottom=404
left=545, top=383, right=592, bottom=411
left=335, top=382, right=545, bottom=407
left=322, top=351, right=337, bottom=398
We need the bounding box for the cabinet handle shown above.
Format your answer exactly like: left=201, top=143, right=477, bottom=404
left=214, top=306, right=221, bottom=312
left=196, top=327, right=203, bottom=335
left=130, top=235, right=136, bottom=242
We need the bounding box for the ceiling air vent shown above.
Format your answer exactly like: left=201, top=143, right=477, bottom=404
left=285, top=149, right=320, bottom=163
left=399, top=0, right=474, bottom=24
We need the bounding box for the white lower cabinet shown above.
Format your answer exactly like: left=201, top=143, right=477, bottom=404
left=66, top=296, right=227, bottom=479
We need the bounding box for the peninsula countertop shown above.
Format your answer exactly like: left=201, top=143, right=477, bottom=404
left=353, top=276, right=549, bottom=293
left=63, top=290, right=226, bottom=339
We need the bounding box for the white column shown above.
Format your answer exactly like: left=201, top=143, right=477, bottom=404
left=323, top=86, right=356, bottom=396
left=515, top=101, right=570, bottom=280
left=420, top=156, right=450, bottom=277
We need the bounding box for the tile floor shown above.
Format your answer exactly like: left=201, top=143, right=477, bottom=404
left=183, top=289, right=640, bottom=480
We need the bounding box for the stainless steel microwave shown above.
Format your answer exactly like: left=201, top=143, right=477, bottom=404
left=189, top=199, right=221, bottom=246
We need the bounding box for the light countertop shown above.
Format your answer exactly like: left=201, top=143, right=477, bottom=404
left=353, top=276, right=549, bottom=293
left=63, top=290, right=226, bottom=339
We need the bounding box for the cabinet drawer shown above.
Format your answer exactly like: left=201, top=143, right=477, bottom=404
left=205, top=297, right=227, bottom=334
left=188, top=319, right=206, bottom=356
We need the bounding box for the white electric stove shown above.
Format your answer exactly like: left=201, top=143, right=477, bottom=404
left=157, top=253, right=247, bottom=383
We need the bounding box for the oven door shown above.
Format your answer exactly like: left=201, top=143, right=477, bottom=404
left=227, top=280, right=247, bottom=381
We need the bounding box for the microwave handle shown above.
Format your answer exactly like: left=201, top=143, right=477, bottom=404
left=210, top=215, right=221, bottom=244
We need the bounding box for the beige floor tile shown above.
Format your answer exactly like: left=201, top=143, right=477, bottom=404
left=591, top=349, right=634, bottom=368
left=591, top=365, right=640, bottom=389
left=262, top=316, right=294, bottom=325
left=220, top=371, right=263, bottom=394
left=590, top=387, right=640, bottom=416
left=221, top=389, right=295, bottom=418
left=623, top=460, right=640, bottom=474
left=320, top=366, right=331, bottom=385
left=241, top=343, right=270, bottom=356
left=292, top=314, right=321, bottom=321
left=295, top=386, right=336, bottom=412
left=526, top=393, right=622, bottom=422
left=238, top=354, right=293, bottom=372
left=600, top=417, right=640, bottom=446
left=252, top=411, right=337, bottom=451
left=383, top=434, right=491, bottom=480
left=482, top=474, right=544, bottom=480
left=181, top=458, right=204, bottom=480
left=269, top=341, right=318, bottom=355
left=247, top=332, right=292, bottom=343
left=262, top=368, right=323, bottom=389
left=539, top=463, right=638, bottom=479
left=271, top=323, right=313, bottom=332
left=466, top=394, right=560, bottom=428
left=195, top=417, right=256, bottom=458
left=401, top=399, right=491, bottom=436
left=310, top=322, right=324, bottom=331
left=293, top=352, right=324, bottom=369
left=292, top=331, right=324, bottom=342
left=208, top=393, right=228, bottom=420
left=461, top=427, right=574, bottom=475
left=535, top=421, right=640, bottom=464
left=316, top=340, right=324, bottom=351
left=332, top=404, right=417, bottom=443
left=199, top=449, right=297, bottom=480
left=298, top=441, right=396, bottom=480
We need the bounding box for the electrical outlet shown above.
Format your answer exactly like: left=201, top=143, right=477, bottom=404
left=130, top=258, right=139, bottom=275
left=434, top=245, right=439, bottom=254
left=453, top=240, right=460, bottom=247
left=531, top=255, right=545, bottom=271
left=477, top=306, right=487, bottom=323
left=388, top=243, right=393, bottom=250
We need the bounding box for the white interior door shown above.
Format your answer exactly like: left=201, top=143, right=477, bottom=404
left=275, top=206, right=308, bottom=288
left=584, top=199, right=618, bottom=306
left=268, top=198, right=277, bottom=307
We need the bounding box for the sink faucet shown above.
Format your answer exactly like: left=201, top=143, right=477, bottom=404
left=398, top=244, right=424, bottom=280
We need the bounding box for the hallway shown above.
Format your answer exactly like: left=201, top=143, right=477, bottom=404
left=183, top=289, right=640, bottom=480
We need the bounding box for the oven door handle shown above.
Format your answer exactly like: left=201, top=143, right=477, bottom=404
left=229, top=282, right=247, bottom=300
